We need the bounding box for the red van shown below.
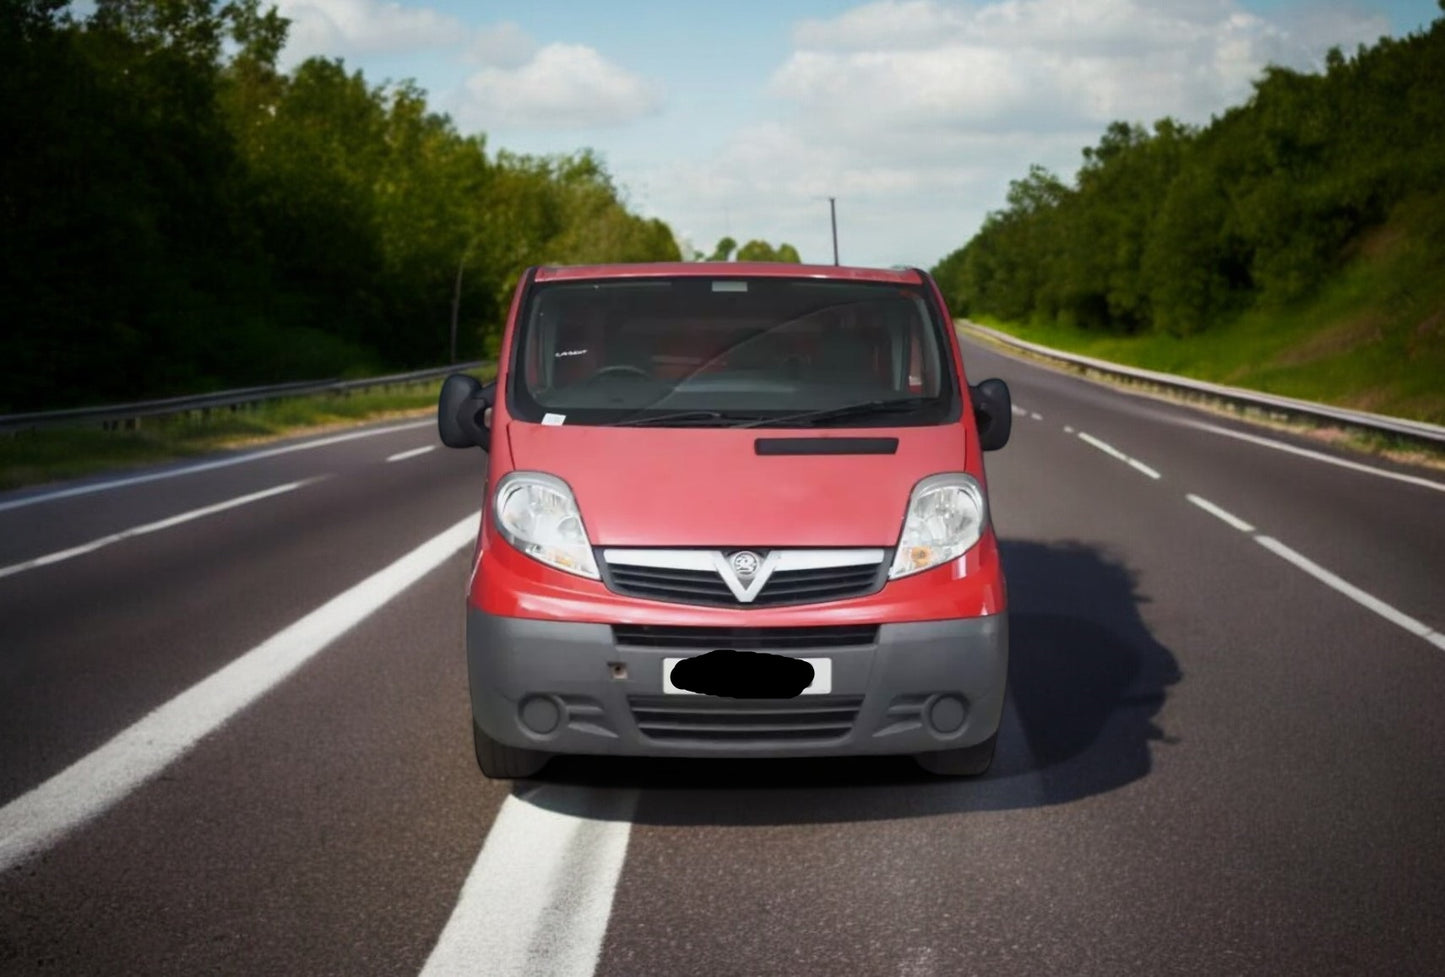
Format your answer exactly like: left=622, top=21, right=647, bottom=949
left=438, top=262, right=1012, bottom=779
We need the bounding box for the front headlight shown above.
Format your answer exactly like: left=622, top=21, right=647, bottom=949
left=888, top=473, right=988, bottom=579
left=493, top=472, right=599, bottom=579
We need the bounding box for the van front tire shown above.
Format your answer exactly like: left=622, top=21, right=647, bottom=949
left=914, top=731, right=997, bottom=777
left=473, top=720, right=551, bottom=779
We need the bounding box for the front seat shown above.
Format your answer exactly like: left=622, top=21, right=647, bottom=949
left=813, top=330, right=879, bottom=388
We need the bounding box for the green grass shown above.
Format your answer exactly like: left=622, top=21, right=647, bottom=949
left=0, top=366, right=495, bottom=493
left=971, top=219, right=1445, bottom=426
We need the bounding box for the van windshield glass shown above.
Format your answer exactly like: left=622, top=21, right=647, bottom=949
left=509, top=277, right=957, bottom=427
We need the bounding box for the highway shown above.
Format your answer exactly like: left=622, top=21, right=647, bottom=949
left=2, top=336, right=1443, bottom=976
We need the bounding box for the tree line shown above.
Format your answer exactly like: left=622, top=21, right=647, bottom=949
left=699, top=237, right=803, bottom=263
left=0, top=0, right=681, bottom=412
left=931, top=6, right=1445, bottom=337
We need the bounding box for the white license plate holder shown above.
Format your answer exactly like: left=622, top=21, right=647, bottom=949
left=662, top=656, right=832, bottom=695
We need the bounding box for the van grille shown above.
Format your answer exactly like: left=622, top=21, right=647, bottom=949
left=606, top=564, right=735, bottom=604
left=628, top=695, right=864, bottom=744
left=602, top=556, right=886, bottom=608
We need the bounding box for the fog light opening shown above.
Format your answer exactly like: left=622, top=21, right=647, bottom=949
left=926, top=694, right=968, bottom=736
left=519, top=695, right=562, bottom=735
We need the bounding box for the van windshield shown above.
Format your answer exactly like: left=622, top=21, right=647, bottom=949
left=508, top=276, right=959, bottom=427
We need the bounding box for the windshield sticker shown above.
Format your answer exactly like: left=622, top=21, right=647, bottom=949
left=541, top=413, right=567, bottom=426
left=711, top=281, right=748, bottom=292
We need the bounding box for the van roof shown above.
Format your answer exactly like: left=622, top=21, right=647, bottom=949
left=532, top=262, right=927, bottom=285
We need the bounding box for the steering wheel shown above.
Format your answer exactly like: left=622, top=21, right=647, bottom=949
left=583, top=364, right=653, bottom=384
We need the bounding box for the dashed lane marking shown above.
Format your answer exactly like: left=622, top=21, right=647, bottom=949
left=1255, top=536, right=1445, bottom=652
left=1077, top=432, right=1162, bottom=479
left=0, top=480, right=318, bottom=580
left=0, top=421, right=434, bottom=514
left=1185, top=494, right=1255, bottom=532
left=387, top=446, right=436, bottom=463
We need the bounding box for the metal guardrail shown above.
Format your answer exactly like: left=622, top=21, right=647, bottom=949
left=958, top=320, right=1445, bottom=449
left=0, top=361, right=492, bottom=433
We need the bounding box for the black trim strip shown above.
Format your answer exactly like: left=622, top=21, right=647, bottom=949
left=754, top=437, right=899, bottom=455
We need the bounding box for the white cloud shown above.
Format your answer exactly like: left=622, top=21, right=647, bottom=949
left=268, top=4, right=662, bottom=133
left=776, top=0, right=1337, bottom=135
left=794, top=0, right=969, bottom=50
left=648, top=0, right=1393, bottom=267
left=275, top=0, right=466, bottom=65
left=466, top=21, right=536, bottom=69
left=458, top=43, right=663, bottom=130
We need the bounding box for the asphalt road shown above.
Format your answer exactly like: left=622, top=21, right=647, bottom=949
left=2, top=337, right=1443, bottom=976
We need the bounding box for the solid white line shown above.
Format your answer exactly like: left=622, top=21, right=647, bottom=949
left=0, top=420, right=434, bottom=514
left=0, top=512, right=480, bottom=872
left=1178, top=420, right=1445, bottom=495
left=386, top=445, right=435, bottom=463
left=1256, top=536, right=1445, bottom=652
left=0, top=480, right=316, bottom=580
left=420, top=786, right=636, bottom=977
left=1186, top=494, right=1255, bottom=532
left=1127, top=459, right=1162, bottom=480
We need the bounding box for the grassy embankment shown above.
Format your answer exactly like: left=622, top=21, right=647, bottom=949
left=967, top=212, right=1445, bottom=455
left=0, top=366, right=495, bottom=493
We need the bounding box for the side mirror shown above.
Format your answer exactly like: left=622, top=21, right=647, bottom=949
left=438, top=374, right=493, bottom=450
left=970, top=378, right=1012, bottom=451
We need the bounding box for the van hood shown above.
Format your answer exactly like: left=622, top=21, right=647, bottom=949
left=504, top=422, right=971, bottom=547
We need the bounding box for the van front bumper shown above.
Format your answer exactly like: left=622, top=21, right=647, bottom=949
left=466, top=608, right=1008, bottom=759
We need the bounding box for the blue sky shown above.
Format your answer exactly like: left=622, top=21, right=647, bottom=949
left=270, top=0, right=1441, bottom=267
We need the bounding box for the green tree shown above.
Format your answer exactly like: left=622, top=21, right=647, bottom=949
left=736, top=239, right=803, bottom=262
left=707, top=236, right=738, bottom=261
left=931, top=6, right=1445, bottom=338
left=0, top=0, right=690, bottom=410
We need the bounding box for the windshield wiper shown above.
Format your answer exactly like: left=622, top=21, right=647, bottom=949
left=736, top=397, right=935, bottom=429
left=609, top=409, right=758, bottom=427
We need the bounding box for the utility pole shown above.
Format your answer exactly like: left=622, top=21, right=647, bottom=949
left=449, top=250, right=465, bottom=364
left=450, top=236, right=481, bottom=364
left=829, top=197, right=839, bottom=265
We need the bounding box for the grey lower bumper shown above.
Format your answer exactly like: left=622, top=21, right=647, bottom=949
left=467, top=610, right=1008, bottom=758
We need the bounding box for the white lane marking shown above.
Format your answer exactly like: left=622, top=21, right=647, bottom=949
left=1186, top=494, right=1255, bottom=532
left=1078, top=431, right=1129, bottom=462
left=1029, top=412, right=1043, bottom=421
left=1256, top=536, right=1445, bottom=652
left=0, top=480, right=316, bottom=580
left=1078, top=432, right=1162, bottom=480
left=0, top=512, right=480, bottom=873
left=1064, top=425, right=1075, bottom=434
left=1010, top=405, right=1027, bottom=416
left=386, top=445, right=435, bottom=463
left=0, top=420, right=434, bottom=514
left=420, top=786, right=636, bottom=977
left=1177, top=420, right=1445, bottom=495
